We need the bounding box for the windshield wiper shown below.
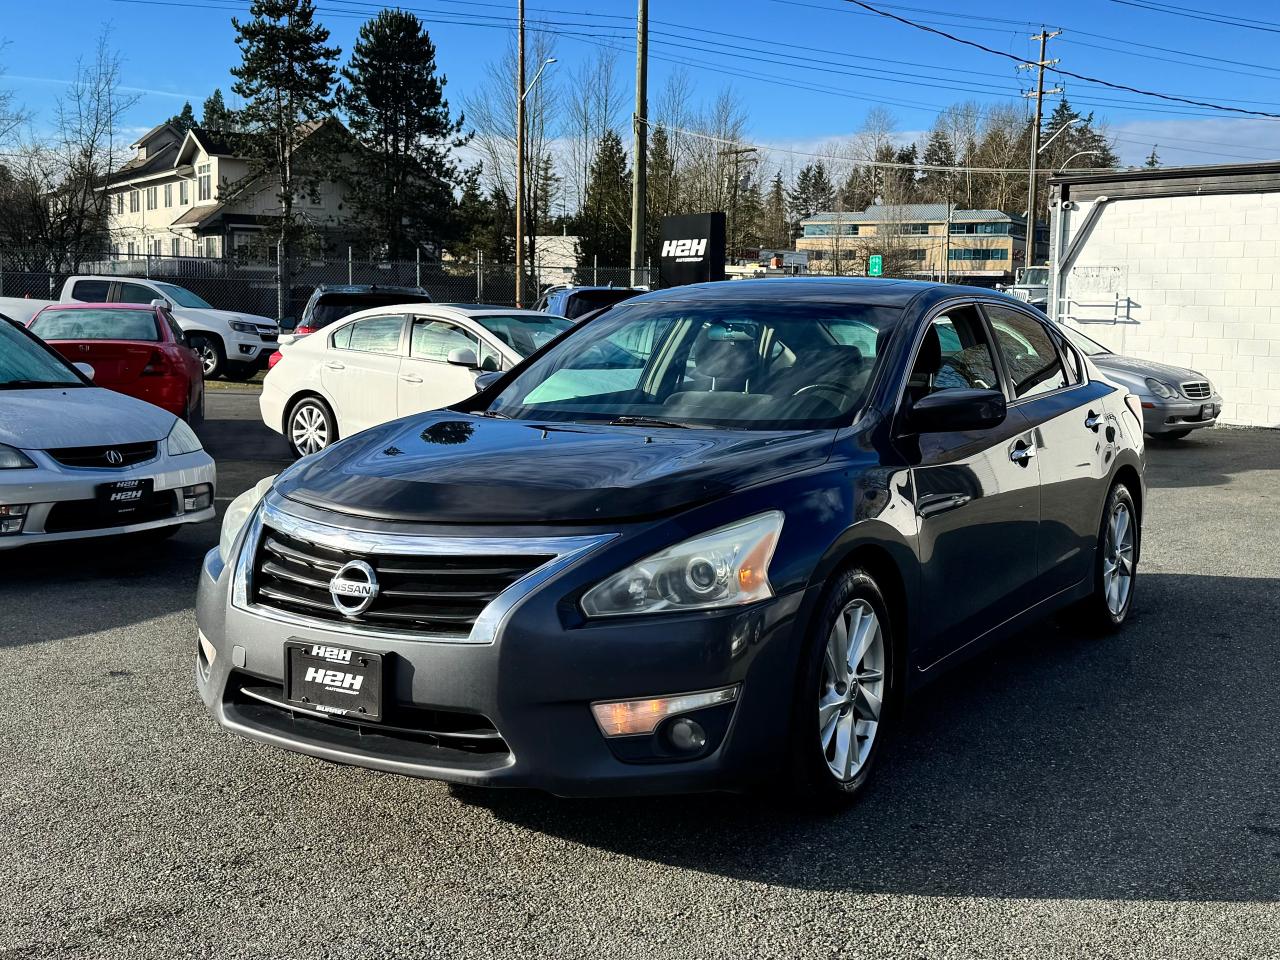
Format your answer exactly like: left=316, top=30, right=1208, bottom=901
left=476, top=409, right=510, bottom=419
left=0, top=380, right=81, bottom=390
left=607, top=415, right=694, bottom=429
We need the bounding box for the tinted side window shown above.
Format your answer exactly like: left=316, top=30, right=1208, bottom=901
left=986, top=305, right=1068, bottom=399
left=904, top=306, right=1001, bottom=408
left=342, top=315, right=403, bottom=354
left=116, top=282, right=159, bottom=305
left=70, top=280, right=110, bottom=302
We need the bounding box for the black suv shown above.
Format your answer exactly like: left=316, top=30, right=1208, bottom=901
left=285, top=285, right=433, bottom=342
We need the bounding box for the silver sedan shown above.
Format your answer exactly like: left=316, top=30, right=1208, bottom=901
left=1059, top=325, right=1223, bottom=439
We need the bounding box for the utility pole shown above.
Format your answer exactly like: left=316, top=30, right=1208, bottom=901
left=1020, top=29, right=1061, bottom=273
left=515, top=0, right=526, bottom=307
left=629, top=0, right=648, bottom=288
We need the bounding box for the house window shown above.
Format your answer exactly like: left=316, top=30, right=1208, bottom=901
left=197, top=163, right=211, bottom=202
left=888, top=223, right=929, bottom=236
left=179, top=180, right=189, bottom=205
left=114, top=194, right=124, bottom=215
left=129, top=190, right=140, bottom=213
left=171, top=238, right=181, bottom=257
left=145, top=186, right=158, bottom=211
left=126, top=241, right=137, bottom=258
left=152, top=238, right=163, bottom=257
left=802, top=223, right=859, bottom=238
left=948, top=248, right=1009, bottom=261
left=906, top=248, right=927, bottom=261
left=949, top=222, right=1009, bottom=235
left=164, top=183, right=172, bottom=208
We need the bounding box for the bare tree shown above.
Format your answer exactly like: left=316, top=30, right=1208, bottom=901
left=562, top=48, right=622, bottom=217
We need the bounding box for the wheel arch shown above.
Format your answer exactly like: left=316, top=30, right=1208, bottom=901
left=1110, top=458, right=1144, bottom=561
left=283, top=389, right=338, bottom=438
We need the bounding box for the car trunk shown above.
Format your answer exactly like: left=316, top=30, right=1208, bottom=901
left=47, top=341, right=157, bottom=384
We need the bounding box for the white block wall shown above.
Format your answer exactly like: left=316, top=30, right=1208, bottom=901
left=1054, top=191, right=1280, bottom=428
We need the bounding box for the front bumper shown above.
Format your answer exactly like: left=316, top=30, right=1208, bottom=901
left=1141, top=393, right=1223, bottom=434
left=0, top=449, right=216, bottom=549
left=195, top=500, right=813, bottom=797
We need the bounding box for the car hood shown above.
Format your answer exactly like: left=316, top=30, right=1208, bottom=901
left=276, top=413, right=835, bottom=524
left=1090, top=353, right=1205, bottom=385
left=0, top=387, right=175, bottom=449
left=185, top=307, right=277, bottom=330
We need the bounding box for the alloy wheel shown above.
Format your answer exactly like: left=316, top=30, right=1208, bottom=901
left=818, top=598, right=885, bottom=782
left=1103, top=500, right=1135, bottom=615
left=197, top=343, right=218, bottom=376
left=290, top=404, right=329, bottom=455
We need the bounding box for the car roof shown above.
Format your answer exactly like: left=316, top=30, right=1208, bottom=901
left=312, top=284, right=428, bottom=295
left=626, top=276, right=988, bottom=308
left=35, top=301, right=154, bottom=310
left=329, top=303, right=557, bottom=326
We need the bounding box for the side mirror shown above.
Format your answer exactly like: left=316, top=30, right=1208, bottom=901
left=473, top=370, right=503, bottom=392
left=149, top=298, right=171, bottom=310
left=906, top=388, right=1006, bottom=433
left=73, top=361, right=95, bottom=381
left=447, top=346, right=478, bottom=368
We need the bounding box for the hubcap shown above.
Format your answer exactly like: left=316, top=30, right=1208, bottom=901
left=819, top=598, right=885, bottom=782
left=198, top=344, right=217, bottom=375
left=1102, top=501, right=1135, bottom=615
left=291, top=405, right=329, bottom=455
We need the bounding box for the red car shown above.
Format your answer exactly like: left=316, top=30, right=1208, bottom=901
left=28, top=302, right=205, bottom=423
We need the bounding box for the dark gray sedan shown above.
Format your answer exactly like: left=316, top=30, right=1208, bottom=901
left=1059, top=325, right=1223, bottom=439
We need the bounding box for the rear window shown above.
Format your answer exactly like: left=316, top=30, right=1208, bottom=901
left=70, top=279, right=110, bottom=302
left=31, top=308, right=160, bottom=342
left=563, top=290, right=639, bottom=320
left=473, top=314, right=572, bottom=357
left=309, top=293, right=432, bottom=330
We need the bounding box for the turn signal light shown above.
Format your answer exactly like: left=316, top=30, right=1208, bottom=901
left=590, top=686, right=738, bottom=737
left=0, top=504, right=27, bottom=535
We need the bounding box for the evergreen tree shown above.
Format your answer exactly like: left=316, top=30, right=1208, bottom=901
left=757, top=172, right=790, bottom=248
left=575, top=129, right=630, bottom=274
left=338, top=10, right=465, bottom=259
left=168, top=101, right=196, bottom=133
left=919, top=127, right=956, bottom=203
left=201, top=88, right=234, bottom=133
left=839, top=166, right=874, bottom=213
left=645, top=124, right=675, bottom=263
left=230, top=0, right=340, bottom=313
left=787, top=161, right=835, bottom=222
left=1145, top=145, right=1160, bottom=168
left=455, top=164, right=512, bottom=262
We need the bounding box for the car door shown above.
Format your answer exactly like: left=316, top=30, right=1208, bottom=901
left=321, top=314, right=406, bottom=435
left=896, top=303, right=1042, bottom=667
left=397, top=316, right=502, bottom=417
left=983, top=302, right=1114, bottom=596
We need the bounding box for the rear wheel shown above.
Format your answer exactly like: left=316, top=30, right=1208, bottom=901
left=188, top=334, right=223, bottom=380
left=1075, top=482, right=1138, bottom=631
left=287, top=397, right=336, bottom=458
left=786, top=567, right=896, bottom=806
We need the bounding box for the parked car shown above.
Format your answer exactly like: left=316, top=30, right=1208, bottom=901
left=261, top=304, right=572, bottom=457
left=0, top=319, right=215, bottom=549
left=2, top=276, right=278, bottom=381
left=533, top=285, right=643, bottom=320
left=201, top=277, right=1144, bottom=802
left=28, top=302, right=206, bottom=424
left=1057, top=324, right=1222, bottom=439
left=281, top=284, right=434, bottom=345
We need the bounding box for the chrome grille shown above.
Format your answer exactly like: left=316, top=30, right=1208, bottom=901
left=49, top=441, right=158, bottom=469
left=251, top=525, right=551, bottom=638
left=1182, top=381, right=1211, bottom=401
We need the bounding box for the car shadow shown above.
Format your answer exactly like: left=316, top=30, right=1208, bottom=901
left=1144, top=426, right=1275, bottom=489
left=458, top=571, right=1280, bottom=903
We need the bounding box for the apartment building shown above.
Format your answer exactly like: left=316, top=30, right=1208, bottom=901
left=795, top=203, right=1048, bottom=284
left=104, top=119, right=354, bottom=261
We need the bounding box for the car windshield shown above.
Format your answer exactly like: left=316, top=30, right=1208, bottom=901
left=311, top=293, right=431, bottom=330
left=485, top=300, right=902, bottom=430
left=154, top=282, right=214, bottom=309
left=31, top=308, right=160, bottom=342
left=0, top=321, right=85, bottom=388
left=562, top=289, right=639, bottom=319
left=473, top=314, right=572, bottom=357
left=1059, top=324, right=1112, bottom=356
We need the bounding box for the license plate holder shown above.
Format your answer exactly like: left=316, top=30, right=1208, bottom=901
left=96, top=477, right=153, bottom=517
left=285, top=642, right=383, bottom=721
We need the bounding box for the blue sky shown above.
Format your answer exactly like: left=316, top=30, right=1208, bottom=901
left=4, top=0, right=1280, bottom=169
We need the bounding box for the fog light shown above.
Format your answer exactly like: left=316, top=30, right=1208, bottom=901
left=667, top=717, right=707, bottom=752
left=590, top=685, right=738, bottom=737
left=183, top=483, right=213, bottom=512
left=197, top=629, right=216, bottom=667
left=0, top=504, right=27, bottom=535
left=239, top=344, right=254, bottom=355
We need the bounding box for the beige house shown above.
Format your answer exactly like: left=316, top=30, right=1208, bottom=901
left=104, top=120, right=354, bottom=261
left=796, top=204, right=1048, bottom=283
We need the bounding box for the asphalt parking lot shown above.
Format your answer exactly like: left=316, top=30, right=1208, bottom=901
left=2, top=392, right=1278, bottom=959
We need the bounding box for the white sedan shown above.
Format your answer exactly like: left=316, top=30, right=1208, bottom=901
left=0, top=320, right=216, bottom=549
left=261, top=304, right=572, bottom=457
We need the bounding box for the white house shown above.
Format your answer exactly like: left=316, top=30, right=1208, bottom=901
left=104, top=119, right=355, bottom=261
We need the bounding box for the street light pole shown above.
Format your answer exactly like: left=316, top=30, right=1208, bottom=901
left=515, top=0, right=526, bottom=307
left=629, top=0, right=648, bottom=288
left=1020, top=29, right=1062, bottom=273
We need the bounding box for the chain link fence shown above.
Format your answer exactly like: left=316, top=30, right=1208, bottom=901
left=0, top=250, right=651, bottom=320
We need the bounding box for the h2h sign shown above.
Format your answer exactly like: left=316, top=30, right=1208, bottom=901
left=868, top=254, right=883, bottom=277
left=659, top=213, right=726, bottom=288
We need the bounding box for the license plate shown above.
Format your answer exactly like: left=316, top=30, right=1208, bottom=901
left=96, top=477, right=153, bottom=516
left=285, top=642, right=383, bottom=721
left=1200, top=403, right=1215, bottom=420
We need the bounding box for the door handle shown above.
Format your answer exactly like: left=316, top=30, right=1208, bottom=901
left=1085, top=410, right=1103, bottom=431
left=1010, top=443, right=1036, bottom=465
left=400, top=373, right=423, bottom=383
left=324, top=361, right=345, bottom=370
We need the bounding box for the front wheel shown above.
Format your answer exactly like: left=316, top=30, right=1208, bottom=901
left=786, top=567, right=896, bottom=806
left=1074, top=482, right=1139, bottom=632
left=188, top=334, right=223, bottom=380
left=287, top=397, right=336, bottom=458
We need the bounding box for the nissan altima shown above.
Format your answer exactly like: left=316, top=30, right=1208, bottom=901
left=0, top=320, right=216, bottom=549
left=198, top=278, right=1144, bottom=803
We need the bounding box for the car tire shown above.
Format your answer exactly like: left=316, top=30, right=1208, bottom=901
left=1074, top=482, right=1139, bottom=632
left=785, top=566, right=896, bottom=808
left=287, top=396, right=337, bottom=458
left=222, top=362, right=259, bottom=382
left=189, top=334, right=223, bottom=380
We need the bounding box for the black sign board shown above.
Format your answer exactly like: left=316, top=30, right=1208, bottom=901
left=658, top=213, right=726, bottom=287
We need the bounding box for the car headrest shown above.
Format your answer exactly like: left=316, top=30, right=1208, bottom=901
left=693, top=337, right=759, bottom=382
left=915, top=326, right=943, bottom=377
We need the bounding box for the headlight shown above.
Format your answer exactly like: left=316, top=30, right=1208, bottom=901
left=0, top=444, right=35, bottom=469
left=1144, top=377, right=1177, bottom=400
left=166, top=418, right=204, bottom=456
left=218, top=474, right=276, bottom=564
left=230, top=321, right=258, bottom=334
left=581, top=511, right=784, bottom=618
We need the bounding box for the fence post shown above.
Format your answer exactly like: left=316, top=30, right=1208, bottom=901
left=347, top=247, right=353, bottom=285
left=0, top=249, right=4, bottom=297
left=145, top=252, right=151, bottom=278
left=475, top=249, right=481, bottom=302
left=593, top=255, right=598, bottom=286
left=415, top=247, right=421, bottom=289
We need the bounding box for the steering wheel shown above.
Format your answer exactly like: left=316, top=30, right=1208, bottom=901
left=793, top=380, right=855, bottom=407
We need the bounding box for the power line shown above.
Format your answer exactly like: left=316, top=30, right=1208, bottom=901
left=1109, top=0, right=1280, bottom=35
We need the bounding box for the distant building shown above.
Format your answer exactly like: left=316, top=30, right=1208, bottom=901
left=795, top=204, right=1049, bottom=284
left=530, top=235, right=580, bottom=286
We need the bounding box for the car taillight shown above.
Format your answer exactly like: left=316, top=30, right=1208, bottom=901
left=142, top=351, right=170, bottom=376
left=294, top=325, right=315, bottom=337
left=268, top=350, right=284, bottom=369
